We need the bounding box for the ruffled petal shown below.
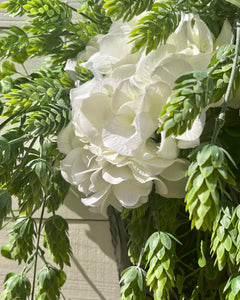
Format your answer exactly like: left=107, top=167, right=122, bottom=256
left=113, top=180, right=152, bottom=207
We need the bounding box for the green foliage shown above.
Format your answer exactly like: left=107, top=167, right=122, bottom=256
left=23, top=0, right=72, bottom=34
left=0, top=26, right=29, bottom=63
left=144, top=232, right=176, bottom=300
left=130, top=2, right=181, bottom=54
left=185, top=144, right=236, bottom=231
left=0, top=0, right=28, bottom=17
left=1, top=273, right=31, bottom=300
left=75, top=60, right=94, bottom=84
left=0, top=190, right=12, bottom=227
left=120, top=266, right=146, bottom=300
left=0, top=1, right=240, bottom=299
left=103, top=0, right=154, bottom=21
left=80, top=0, right=112, bottom=34
left=232, top=206, right=240, bottom=265
left=159, top=71, right=214, bottom=137
left=223, top=272, right=240, bottom=300
left=211, top=204, right=237, bottom=271
left=43, top=215, right=72, bottom=269
left=3, top=216, right=36, bottom=263
left=124, top=203, right=150, bottom=264
left=35, top=266, right=66, bottom=300
left=45, top=170, right=70, bottom=213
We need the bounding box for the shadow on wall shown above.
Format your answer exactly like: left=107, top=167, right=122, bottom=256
left=63, top=187, right=116, bottom=261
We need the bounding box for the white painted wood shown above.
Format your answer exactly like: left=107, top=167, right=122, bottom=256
left=0, top=221, right=120, bottom=299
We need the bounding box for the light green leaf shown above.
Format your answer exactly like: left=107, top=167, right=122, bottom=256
left=224, top=0, right=240, bottom=7
left=1, top=60, right=17, bottom=76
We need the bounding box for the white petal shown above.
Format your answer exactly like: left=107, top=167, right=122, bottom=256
left=81, top=186, right=110, bottom=207
left=113, top=180, right=152, bottom=207
left=102, top=164, right=133, bottom=184
left=159, top=159, right=189, bottom=181
left=77, top=93, right=113, bottom=145
left=154, top=179, right=168, bottom=196
left=111, top=64, right=136, bottom=82
left=57, top=122, right=82, bottom=154
left=141, top=81, right=171, bottom=120
left=152, top=55, right=193, bottom=86
left=102, top=115, right=135, bottom=156
left=112, top=78, right=141, bottom=112
left=177, top=112, right=205, bottom=149
left=188, top=15, right=213, bottom=53
left=157, top=133, right=179, bottom=159
left=159, top=177, right=187, bottom=198
left=64, top=58, right=77, bottom=81
left=100, top=34, right=131, bottom=59
left=214, top=20, right=233, bottom=49
left=135, top=44, right=176, bottom=83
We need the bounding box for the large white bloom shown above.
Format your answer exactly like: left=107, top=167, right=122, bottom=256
left=59, top=13, right=232, bottom=215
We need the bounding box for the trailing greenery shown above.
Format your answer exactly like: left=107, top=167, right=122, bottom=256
left=0, top=0, right=240, bottom=299
left=0, top=1, right=110, bottom=299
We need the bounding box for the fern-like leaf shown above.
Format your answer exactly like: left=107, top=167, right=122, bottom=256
left=103, top=0, right=154, bottom=22
left=130, top=2, right=181, bottom=54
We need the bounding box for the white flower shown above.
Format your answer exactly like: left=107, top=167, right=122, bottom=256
left=58, top=13, right=233, bottom=215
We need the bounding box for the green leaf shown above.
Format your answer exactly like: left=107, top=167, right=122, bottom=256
left=1, top=60, right=17, bottom=76
left=0, top=189, right=12, bottom=227
left=1, top=244, right=12, bottom=260
left=198, top=240, right=206, bottom=267
left=224, top=0, right=240, bottom=7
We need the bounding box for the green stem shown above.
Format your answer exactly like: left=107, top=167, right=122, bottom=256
left=31, top=199, right=46, bottom=300
left=211, top=19, right=240, bottom=144
left=67, top=4, right=98, bottom=24
left=21, top=63, right=29, bottom=76
left=0, top=108, right=26, bottom=131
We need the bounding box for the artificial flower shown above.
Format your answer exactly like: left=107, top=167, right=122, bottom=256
left=58, top=13, right=232, bottom=215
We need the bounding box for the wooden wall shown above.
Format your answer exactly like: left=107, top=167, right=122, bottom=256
left=0, top=1, right=120, bottom=299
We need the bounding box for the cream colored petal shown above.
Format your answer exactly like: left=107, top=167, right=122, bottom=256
left=141, top=81, right=171, bottom=120
left=77, top=93, right=113, bottom=145
left=177, top=113, right=205, bottom=149
left=159, top=159, right=189, bottom=181
left=102, top=164, right=133, bottom=184
left=57, top=122, right=82, bottom=154
left=113, top=180, right=152, bottom=207
left=214, top=20, right=233, bottom=49
left=157, top=133, right=179, bottom=159
left=152, top=55, right=193, bottom=86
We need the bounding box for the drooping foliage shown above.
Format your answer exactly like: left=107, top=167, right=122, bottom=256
left=0, top=0, right=240, bottom=299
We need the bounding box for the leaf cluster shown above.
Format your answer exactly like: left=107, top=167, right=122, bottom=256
left=2, top=216, right=36, bottom=264
left=43, top=215, right=72, bottom=269
left=1, top=273, right=31, bottom=300
left=185, top=144, right=236, bottom=231
left=104, top=0, right=239, bottom=54
left=35, top=266, right=66, bottom=300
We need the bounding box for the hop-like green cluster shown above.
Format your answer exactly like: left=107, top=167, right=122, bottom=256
left=36, top=266, right=66, bottom=300
left=211, top=204, right=237, bottom=270
left=120, top=266, right=146, bottom=300
left=159, top=71, right=213, bottom=138
left=1, top=273, right=31, bottom=300
left=185, top=144, right=236, bottom=231
left=144, top=232, right=175, bottom=300
left=232, top=205, right=240, bottom=265
left=223, top=272, right=240, bottom=300
left=6, top=216, right=36, bottom=263
left=43, top=215, right=72, bottom=269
